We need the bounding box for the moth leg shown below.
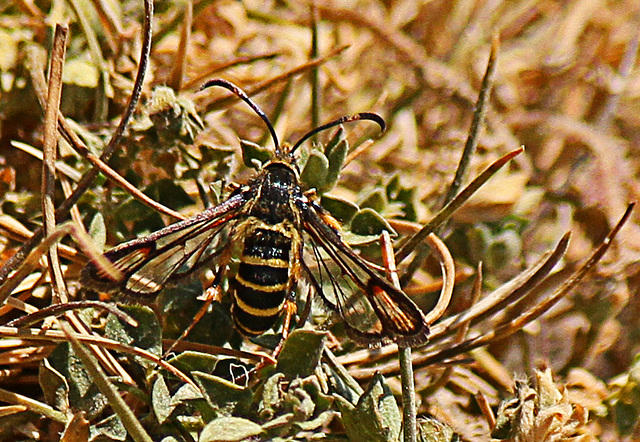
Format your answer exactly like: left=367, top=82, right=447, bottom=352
left=272, top=297, right=297, bottom=358
left=295, top=286, right=312, bottom=329
left=162, top=262, right=228, bottom=358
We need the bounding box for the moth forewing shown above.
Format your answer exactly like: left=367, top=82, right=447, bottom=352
left=81, top=191, right=250, bottom=298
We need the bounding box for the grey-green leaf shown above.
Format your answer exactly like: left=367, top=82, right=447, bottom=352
left=300, top=150, right=329, bottom=191
left=322, top=136, right=348, bottom=193
left=240, top=139, right=272, bottom=169
left=88, top=211, right=106, bottom=252
left=320, top=194, right=359, bottom=224
left=192, top=371, right=253, bottom=417
left=350, top=208, right=396, bottom=237
left=151, top=376, right=174, bottom=425
left=275, top=329, right=327, bottom=380
left=337, top=373, right=401, bottom=442
left=199, top=416, right=263, bottom=442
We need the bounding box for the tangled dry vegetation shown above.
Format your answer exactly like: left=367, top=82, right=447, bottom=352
left=1, top=0, right=640, bottom=441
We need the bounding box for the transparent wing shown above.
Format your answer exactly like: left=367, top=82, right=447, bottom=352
left=301, top=200, right=429, bottom=348
left=82, top=191, right=250, bottom=299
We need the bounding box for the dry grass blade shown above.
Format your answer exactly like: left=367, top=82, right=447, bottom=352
left=0, top=325, right=196, bottom=388
left=342, top=231, right=570, bottom=373
left=200, top=45, right=349, bottom=112
left=41, top=24, right=68, bottom=304
left=443, top=34, right=500, bottom=206
left=350, top=204, right=633, bottom=380
left=0, top=388, right=67, bottom=424
left=396, top=146, right=524, bottom=264
left=0, top=0, right=154, bottom=287
left=167, top=0, right=192, bottom=91
left=6, top=301, right=136, bottom=328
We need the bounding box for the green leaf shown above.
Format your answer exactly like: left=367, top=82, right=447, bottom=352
left=199, top=416, right=263, bottom=442
left=350, top=208, right=396, bottom=237
left=168, top=351, right=221, bottom=375
left=294, top=410, right=334, bottom=431
left=257, top=373, right=285, bottom=420
left=275, top=329, right=327, bottom=380
left=90, top=414, right=127, bottom=441
left=336, top=374, right=401, bottom=442
left=260, top=412, right=294, bottom=432
left=240, top=139, right=272, bottom=169
left=300, top=128, right=348, bottom=194
left=88, top=211, right=106, bottom=252
left=322, top=126, right=345, bottom=158
left=192, top=371, right=253, bottom=417
left=322, top=149, right=347, bottom=191
left=321, top=133, right=348, bottom=193
left=45, top=343, right=108, bottom=420
left=104, top=306, right=163, bottom=369
left=300, top=150, right=329, bottom=191
left=320, top=194, right=359, bottom=224
left=385, top=175, right=417, bottom=222
left=172, top=383, right=204, bottom=403
left=39, top=359, right=70, bottom=413
left=359, top=188, right=387, bottom=213
left=287, top=380, right=315, bottom=420
left=151, top=376, right=174, bottom=425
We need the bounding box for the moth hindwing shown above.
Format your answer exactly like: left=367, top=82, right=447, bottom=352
left=82, top=79, right=429, bottom=348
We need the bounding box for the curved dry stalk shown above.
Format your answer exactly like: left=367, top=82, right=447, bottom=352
left=336, top=233, right=569, bottom=368
left=341, top=233, right=570, bottom=374
left=431, top=233, right=571, bottom=339
left=423, top=233, right=455, bottom=325
left=423, top=262, right=483, bottom=396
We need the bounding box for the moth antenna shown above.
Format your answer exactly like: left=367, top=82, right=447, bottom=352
left=199, top=79, right=281, bottom=157
left=290, top=112, right=386, bottom=156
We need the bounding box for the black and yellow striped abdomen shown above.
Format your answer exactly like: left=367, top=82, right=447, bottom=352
left=230, top=162, right=303, bottom=336
left=231, top=222, right=299, bottom=335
